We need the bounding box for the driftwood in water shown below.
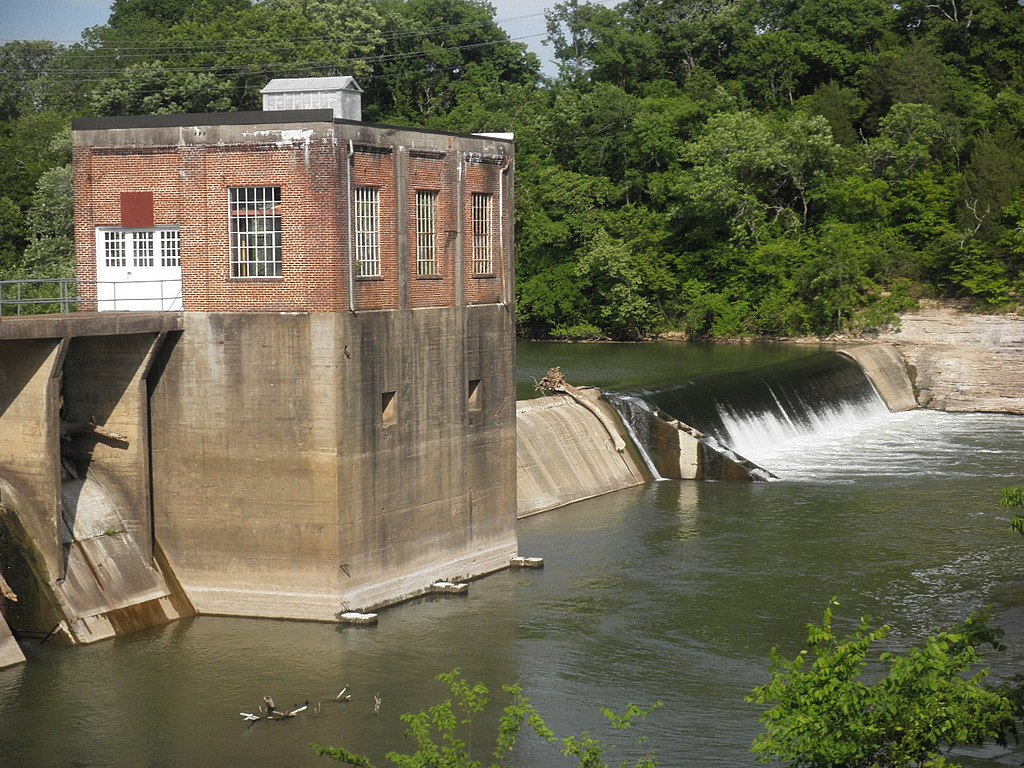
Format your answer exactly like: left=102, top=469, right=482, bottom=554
left=536, top=367, right=626, bottom=453
left=242, top=697, right=308, bottom=722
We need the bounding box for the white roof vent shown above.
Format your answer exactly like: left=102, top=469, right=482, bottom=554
left=262, top=76, right=362, bottom=121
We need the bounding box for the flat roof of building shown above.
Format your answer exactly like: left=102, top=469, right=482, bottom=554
left=72, top=109, right=514, bottom=143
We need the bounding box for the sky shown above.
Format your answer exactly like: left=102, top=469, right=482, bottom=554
left=0, top=0, right=560, bottom=72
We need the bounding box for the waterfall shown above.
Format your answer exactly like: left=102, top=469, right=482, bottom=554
left=603, top=392, right=665, bottom=480
left=610, top=352, right=892, bottom=472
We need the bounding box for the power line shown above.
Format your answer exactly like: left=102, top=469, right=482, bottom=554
left=0, top=10, right=554, bottom=50
left=0, top=31, right=549, bottom=84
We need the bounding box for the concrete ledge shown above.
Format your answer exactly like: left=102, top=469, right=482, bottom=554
left=0, top=312, right=183, bottom=340
left=181, top=540, right=516, bottom=621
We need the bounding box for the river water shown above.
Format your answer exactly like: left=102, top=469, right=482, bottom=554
left=2, top=342, right=1024, bottom=767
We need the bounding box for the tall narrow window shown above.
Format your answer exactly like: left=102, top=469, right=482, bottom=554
left=416, top=190, right=438, bottom=276
left=133, top=230, right=154, bottom=267
left=160, top=229, right=180, bottom=267
left=230, top=187, right=282, bottom=278
left=471, top=193, right=493, bottom=275
left=354, top=186, right=380, bottom=277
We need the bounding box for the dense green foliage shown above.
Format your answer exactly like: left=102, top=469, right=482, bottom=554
left=311, top=668, right=660, bottom=767
left=3, top=0, right=1024, bottom=336
left=748, top=599, right=1016, bottom=768
left=1001, top=485, right=1024, bottom=535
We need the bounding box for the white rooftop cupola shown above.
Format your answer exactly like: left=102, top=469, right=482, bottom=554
left=261, top=76, right=362, bottom=121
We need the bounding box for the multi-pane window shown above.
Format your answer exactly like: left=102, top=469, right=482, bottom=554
left=354, top=186, right=380, bottom=277
left=471, top=193, right=493, bottom=275
left=416, top=191, right=438, bottom=276
left=133, top=231, right=154, bottom=267
left=229, top=187, right=282, bottom=278
left=101, top=228, right=178, bottom=268
left=160, top=229, right=180, bottom=267
left=103, top=230, right=127, bottom=267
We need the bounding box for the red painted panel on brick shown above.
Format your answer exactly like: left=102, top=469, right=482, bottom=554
left=121, top=191, right=154, bottom=227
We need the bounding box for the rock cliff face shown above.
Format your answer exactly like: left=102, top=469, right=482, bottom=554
left=877, top=303, right=1024, bottom=414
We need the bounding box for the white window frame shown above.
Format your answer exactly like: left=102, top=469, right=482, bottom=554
left=160, top=229, right=180, bottom=267
left=100, top=227, right=179, bottom=268
left=229, top=186, right=282, bottom=278
left=471, top=193, right=493, bottom=275
left=103, top=230, right=127, bottom=268
left=354, top=186, right=380, bottom=278
left=416, top=190, right=438, bottom=276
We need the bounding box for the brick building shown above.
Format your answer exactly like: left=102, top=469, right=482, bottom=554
left=72, top=77, right=514, bottom=313
left=58, top=80, right=520, bottom=623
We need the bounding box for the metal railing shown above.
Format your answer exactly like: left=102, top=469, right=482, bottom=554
left=0, top=278, right=183, bottom=317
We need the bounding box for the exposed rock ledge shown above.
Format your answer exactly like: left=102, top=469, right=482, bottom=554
left=876, top=302, right=1024, bottom=414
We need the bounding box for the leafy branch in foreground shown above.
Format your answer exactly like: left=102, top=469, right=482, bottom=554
left=311, top=668, right=661, bottom=768
left=999, top=485, right=1024, bottom=535
left=748, top=598, right=1015, bottom=768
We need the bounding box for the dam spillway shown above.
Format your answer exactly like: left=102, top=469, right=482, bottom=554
left=601, top=348, right=913, bottom=480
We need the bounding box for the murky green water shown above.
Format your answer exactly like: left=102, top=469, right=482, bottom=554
left=2, top=342, right=1023, bottom=767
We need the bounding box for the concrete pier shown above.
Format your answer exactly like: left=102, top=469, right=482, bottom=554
left=0, top=313, right=193, bottom=645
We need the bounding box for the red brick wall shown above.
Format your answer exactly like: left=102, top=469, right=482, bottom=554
left=407, top=154, right=456, bottom=309
left=351, top=149, right=399, bottom=311
left=76, top=139, right=346, bottom=312
left=464, top=161, right=506, bottom=306
left=74, top=149, right=183, bottom=305
left=74, top=127, right=513, bottom=313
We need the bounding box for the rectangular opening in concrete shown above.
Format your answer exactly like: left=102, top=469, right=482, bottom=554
left=381, top=390, right=397, bottom=425
left=467, top=379, right=482, bottom=412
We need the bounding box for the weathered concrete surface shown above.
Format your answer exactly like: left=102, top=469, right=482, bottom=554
left=149, top=307, right=517, bottom=620
left=0, top=332, right=194, bottom=644
left=51, top=477, right=192, bottom=643
left=636, top=407, right=772, bottom=482
left=878, top=304, right=1024, bottom=413
left=838, top=344, right=917, bottom=412
left=0, top=337, right=65, bottom=634
left=0, top=312, right=183, bottom=340
left=516, top=394, right=645, bottom=518
left=0, top=569, right=24, bottom=667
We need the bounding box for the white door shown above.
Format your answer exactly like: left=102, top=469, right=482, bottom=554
left=95, top=228, right=182, bottom=311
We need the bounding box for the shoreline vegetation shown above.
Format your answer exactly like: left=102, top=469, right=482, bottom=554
left=3, top=2, right=1024, bottom=342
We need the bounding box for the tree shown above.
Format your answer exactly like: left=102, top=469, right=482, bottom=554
left=748, top=599, right=1015, bottom=768
left=364, top=0, right=538, bottom=124
left=87, top=0, right=387, bottom=114
left=0, top=41, right=65, bottom=121
left=21, top=165, right=74, bottom=278
left=311, top=668, right=661, bottom=767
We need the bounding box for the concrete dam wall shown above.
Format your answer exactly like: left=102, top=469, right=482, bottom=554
left=516, top=393, right=646, bottom=518
left=0, top=304, right=517, bottom=660
left=0, top=316, right=193, bottom=651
